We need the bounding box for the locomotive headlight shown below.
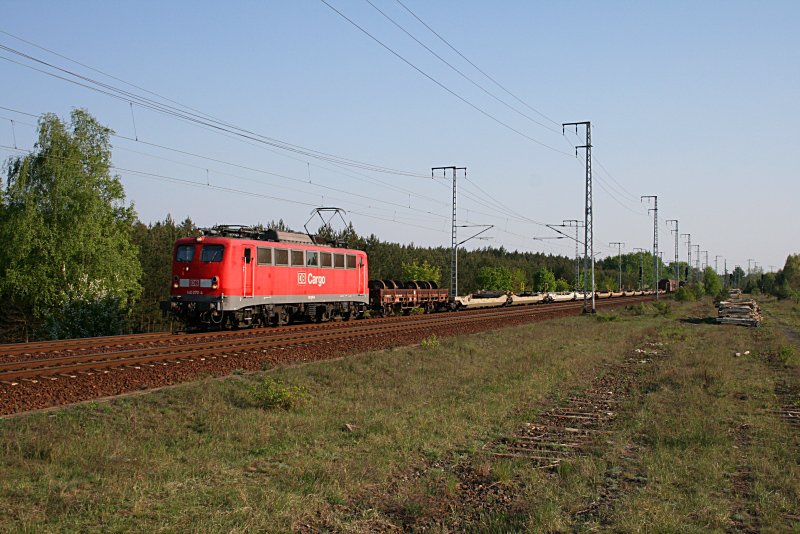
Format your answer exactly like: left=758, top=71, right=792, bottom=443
left=173, top=275, right=179, bottom=289
left=211, top=276, right=219, bottom=289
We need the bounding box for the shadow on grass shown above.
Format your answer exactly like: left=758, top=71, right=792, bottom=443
left=679, top=317, right=717, bottom=325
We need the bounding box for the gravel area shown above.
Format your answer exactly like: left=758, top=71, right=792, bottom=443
left=0, top=298, right=647, bottom=416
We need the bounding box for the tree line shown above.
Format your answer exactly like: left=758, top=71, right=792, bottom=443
left=2, top=110, right=797, bottom=341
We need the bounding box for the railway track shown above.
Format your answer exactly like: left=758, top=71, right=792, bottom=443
left=0, top=295, right=654, bottom=415
left=0, top=304, right=552, bottom=362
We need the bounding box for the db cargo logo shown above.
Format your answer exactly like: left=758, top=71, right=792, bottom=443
left=298, top=272, right=326, bottom=287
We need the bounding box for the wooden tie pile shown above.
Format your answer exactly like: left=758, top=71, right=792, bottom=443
left=717, top=292, right=762, bottom=327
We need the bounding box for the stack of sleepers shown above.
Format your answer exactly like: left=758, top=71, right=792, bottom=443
left=716, top=298, right=761, bottom=327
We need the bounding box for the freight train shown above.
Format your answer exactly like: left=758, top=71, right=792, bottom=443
left=161, top=225, right=661, bottom=329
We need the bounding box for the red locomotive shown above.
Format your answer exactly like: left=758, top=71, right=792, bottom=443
left=161, top=226, right=368, bottom=328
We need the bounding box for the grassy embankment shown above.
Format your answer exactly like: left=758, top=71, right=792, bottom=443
left=0, top=299, right=798, bottom=532
left=762, top=295, right=800, bottom=332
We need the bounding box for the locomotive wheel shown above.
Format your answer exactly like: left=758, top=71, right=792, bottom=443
left=272, top=309, right=289, bottom=327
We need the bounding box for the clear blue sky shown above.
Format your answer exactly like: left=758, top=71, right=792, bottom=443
left=1, top=1, right=797, bottom=272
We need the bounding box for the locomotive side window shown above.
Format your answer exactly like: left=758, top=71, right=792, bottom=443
left=334, top=253, right=345, bottom=269
left=291, top=250, right=304, bottom=267
left=275, top=248, right=289, bottom=266
left=257, top=247, right=272, bottom=265
left=176, top=245, right=195, bottom=263
left=346, top=254, right=356, bottom=269
left=200, top=244, right=224, bottom=262
left=320, top=252, right=332, bottom=268
left=306, top=251, right=319, bottom=267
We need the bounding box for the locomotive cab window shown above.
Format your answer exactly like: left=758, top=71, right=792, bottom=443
left=200, top=244, right=224, bottom=262
left=346, top=254, right=356, bottom=269
left=306, top=251, right=319, bottom=267
left=243, top=248, right=252, bottom=264
left=257, top=247, right=272, bottom=265
left=334, top=253, right=345, bottom=269
left=291, top=250, right=304, bottom=267
left=320, top=252, right=332, bottom=268
left=275, top=248, right=289, bottom=266
left=176, top=245, right=195, bottom=263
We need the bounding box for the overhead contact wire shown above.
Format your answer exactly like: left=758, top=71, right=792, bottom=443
left=318, top=0, right=572, bottom=156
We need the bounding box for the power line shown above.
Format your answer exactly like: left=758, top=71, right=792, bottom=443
left=318, top=0, right=572, bottom=156
left=2, top=137, right=568, bottom=248
left=1, top=136, right=449, bottom=225
left=0, top=143, right=449, bottom=234
left=363, top=0, right=560, bottom=134
left=0, top=29, right=229, bottom=127
left=0, top=37, right=596, bottom=244
left=569, top=152, right=647, bottom=216
left=1, top=103, right=567, bottom=248
left=393, top=0, right=560, bottom=128
left=0, top=103, right=453, bottom=218
left=0, top=42, right=432, bottom=178
left=2, top=141, right=575, bottom=258
left=461, top=176, right=548, bottom=227
left=112, top=142, right=449, bottom=223
left=564, top=124, right=641, bottom=210
left=0, top=32, right=597, bottom=257
left=592, top=154, right=638, bottom=203
left=595, top=173, right=647, bottom=216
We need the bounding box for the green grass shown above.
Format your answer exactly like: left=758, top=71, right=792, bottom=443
left=0, top=298, right=798, bottom=532
left=761, top=296, right=800, bottom=337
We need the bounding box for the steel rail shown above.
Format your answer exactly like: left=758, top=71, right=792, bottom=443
left=0, top=295, right=632, bottom=357
left=0, top=296, right=653, bottom=382
left=0, top=297, right=635, bottom=368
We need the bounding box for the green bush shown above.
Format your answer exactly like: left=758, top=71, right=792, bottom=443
left=702, top=266, right=722, bottom=296
left=43, top=296, right=128, bottom=339
left=689, top=284, right=706, bottom=300
left=777, top=345, right=797, bottom=365
left=653, top=301, right=672, bottom=316
left=627, top=303, right=647, bottom=316
left=674, top=287, right=695, bottom=302
left=554, top=278, right=572, bottom=292
left=714, top=287, right=728, bottom=302
left=421, top=334, right=441, bottom=349
left=625, top=301, right=670, bottom=317
left=246, top=377, right=308, bottom=410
